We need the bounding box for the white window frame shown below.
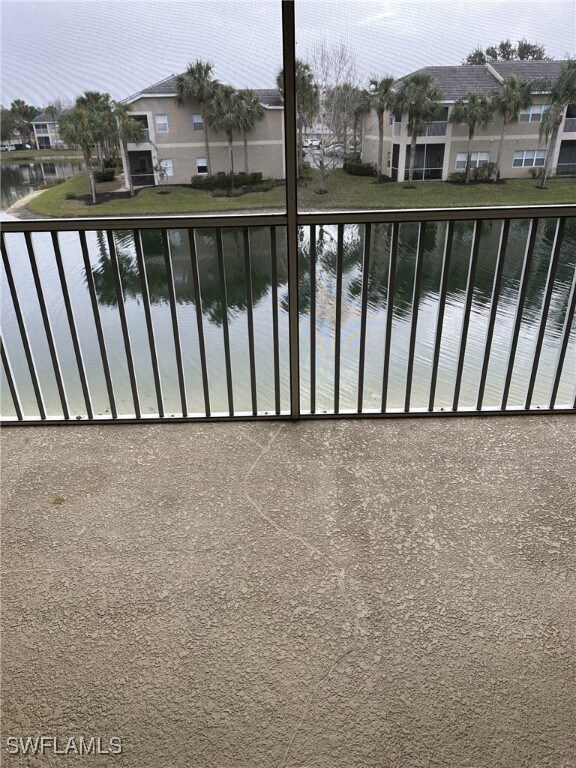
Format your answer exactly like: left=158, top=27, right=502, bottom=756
left=155, top=114, right=169, bottom=133
left=196, top=157, right=208, bottom=175
left=159, top=159, right=173, bottom=177
left=512, top=149, right=546, bottom=167
left=455, top=151, right=490, bottom=170
left=192, top=113, right=203, bottom=131
left=519, top=105, right=544, bottom=123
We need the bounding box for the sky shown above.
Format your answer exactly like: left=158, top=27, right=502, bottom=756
left=1, top=0, right=575, bottom=108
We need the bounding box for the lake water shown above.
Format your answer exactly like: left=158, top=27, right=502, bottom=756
left=1, top=160, right=83, bottom=211
left=1, top=219, right=575, bottom=419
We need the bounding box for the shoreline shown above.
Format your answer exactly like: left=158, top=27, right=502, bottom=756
left=4, top=189, right=48, bottom=219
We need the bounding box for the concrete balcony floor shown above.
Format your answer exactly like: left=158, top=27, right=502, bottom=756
left=1, top=415, right=575, bottom=767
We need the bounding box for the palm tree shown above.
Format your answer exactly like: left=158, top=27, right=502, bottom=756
left=491, top=76, right=534, bottom=181
left=208, top=86, right=244, bottom=193
left=113, top=102, right=146, bottom=197
left=364, top=76, right=395, bottom=182
left=394, top=72, right=443, bottom=186
left=176, top=61, right=218, bottom=176
left=277, top=59, right=318, bottom=175
left=59, top=105, right=99, bottom=204
left=75, top=91, right=116, bottom=169
left=539, top=60, right=576, bottom=188
left=449, top=92, right=493, bottom=183
left=236, top=90, right=265, bottom=173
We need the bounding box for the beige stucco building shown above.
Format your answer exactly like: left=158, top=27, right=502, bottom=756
left=362, top=61, right=576, bottom=182
left=123, top=75, right=285, bottom=187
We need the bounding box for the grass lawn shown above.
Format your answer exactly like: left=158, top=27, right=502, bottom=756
left=0, top=148, right=82, bottom=163
left=27, top=169, right=576, bottom=218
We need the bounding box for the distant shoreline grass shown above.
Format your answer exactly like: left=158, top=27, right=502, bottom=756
left=0, top=148, right=82, bottom=164
left=24, top=169, right=576, bottom=218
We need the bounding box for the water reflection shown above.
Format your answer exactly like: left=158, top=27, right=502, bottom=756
left=1, top=160, right=84, bottom=210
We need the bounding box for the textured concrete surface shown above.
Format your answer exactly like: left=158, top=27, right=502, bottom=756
left=1, top=416, right=575, bottom=767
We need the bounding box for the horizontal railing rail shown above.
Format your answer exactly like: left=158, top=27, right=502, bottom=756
left=563, top=117, right=576, bottom=132
left=2, top=205, right=575, bottom=425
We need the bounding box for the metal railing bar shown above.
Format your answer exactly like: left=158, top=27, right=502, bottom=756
left=216, top=228, right=234, bottom=416
left=549, top=258, right=576, bottom=409
left=79, top=231, right=117, bottom=419
left=133, top=229, right=164, bottom=417
left=24, top=231, right=70, bottom=419
left=244, top=228, right=258, bottom=416
left=357, top=223, right=371, bottom=413
left=1, top=335, right=24, bottom=421
left=1, top=234, right=47, bottom=419
left=282, top=0, right=300, bottom=421
left=51, top=232, right=94, bottom=419
left=270, top=227, right=281, bottom=415
left=309, top=225, right=317, bottom=414
left=525, top=217, right=566, bottom=410
left=476, top=220, right=510, bottom=411
left=501, top=219, right=538, bottom=410
left=405, top=221, right=427, bottom=412
left=333, top=223, right=344, bottom=414
left=2, top=206, right=575, bottom=236
left=452, top=221, right=482, bottom=411
left=160, top=229, right=188, bottom=417
left=428, top=220, right=454, bottom=411
left=106, top=230, right=141, bottom=419
left=381, top=222, right=399, bottom=412
left=188, top=229, right=211, bottom=418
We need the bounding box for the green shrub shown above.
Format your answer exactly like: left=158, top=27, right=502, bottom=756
left=190, top=171, right=263, bottom=190
left=529, top=166, right=545, bottom=180
left=94, top=168, right=115, bottom=183
left=343, top=158, right=376, bottom=177
left=65, top=192, right=76, bottom=200
left=472, top=162, right=496, bottom=183
left=448, top=171, right=467, bottom=184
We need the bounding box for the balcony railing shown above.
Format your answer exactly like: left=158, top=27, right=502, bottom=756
left=2, top=206, right=575, bottom=425
left=557, top=163, right=576, bottom=176
left=407, top=122, right=448, bottom=138
left=131, top=172, right=155, bottom=186
left=131, top=128, right=151, bottom=143
left=563, top=118, right=576, bottom=132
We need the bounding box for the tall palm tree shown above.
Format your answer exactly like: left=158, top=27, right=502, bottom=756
left=113, top=102, right=146, bottom=197
left=208, top=86, right=244, bottom=193
left=75, top=91, right=116, bottom=169
left=364, top=76, right=395, bottom=182
left=176, top=61, right=218, bottom=176
left=277, top=59, right=318, bottom=175
left=394, top=72, right=443, bottom=186
left=491, top=75, right=533, bottom=181
left=449, top=92, right=493, bottom=183
left=236, top=90, right=265, bottom=173
left=539, top=60, right=576, bottom=188
left=59, top=105, right=99, bottom=204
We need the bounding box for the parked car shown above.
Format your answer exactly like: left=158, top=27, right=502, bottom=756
left=0, top=144, right=16, bottom=152
left=52, top=140, right=66, bottom=148
left=324, top=144, right=344, bottom=157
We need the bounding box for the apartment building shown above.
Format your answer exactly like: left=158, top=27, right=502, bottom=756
left=362, top=61, right=576, bottom=182
left=123, top=75, right=285, bottom=187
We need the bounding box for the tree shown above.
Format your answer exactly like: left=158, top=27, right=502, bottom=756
left=236, top=90, right=265, bottom=173
left=59, top=105, right=100, bottom=204
left=394, top=72, right=443, bottom=186
left=449, top=92, right=493, bottom=183
left=463, top=39, right=550, bottom=65
left=176, top=60, right=219, bottom=176
left=10, top=100, right=39, bottom=144
left=364, top=76, right=395, bottom=182
left=207, top=85, right=245, bottom=193
left=491, top=76, right=534, bottom=180
left=306, top=43, right=358, bottom=193
left=75, top=91, right=117, bottom=168
left=538, top=60, right=576, bottom=188
left=114, top=101, right=146, bottom=197
left=277, top=59, right=319, bottom=176
left=1, top=106, right=15, bottom=143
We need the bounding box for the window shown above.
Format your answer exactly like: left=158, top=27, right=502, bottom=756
left=455, top=151, right=490, bottom=170
left=192, top=114, right=203, bottom=131
left=513, top=149, right=546, bottom=167
left=159, top=159, right=173, bottom=177
left=196, top=157, right=208, bottom=175
left=155, top=114, right=169, bottom=133
left=519, top=105, right=544, bottom=123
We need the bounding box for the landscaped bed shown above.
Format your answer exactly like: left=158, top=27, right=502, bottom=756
left=26, top=169, right=576, bottom=218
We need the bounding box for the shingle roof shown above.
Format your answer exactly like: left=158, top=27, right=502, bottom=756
left=131, top=75, right=283, bottom=107
left=31, top=112, right=62, bottom=123
left=395, top=60, right=570, bottom=101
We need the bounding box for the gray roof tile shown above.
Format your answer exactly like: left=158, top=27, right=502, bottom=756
left=133, top=75, right=283, bottom=106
